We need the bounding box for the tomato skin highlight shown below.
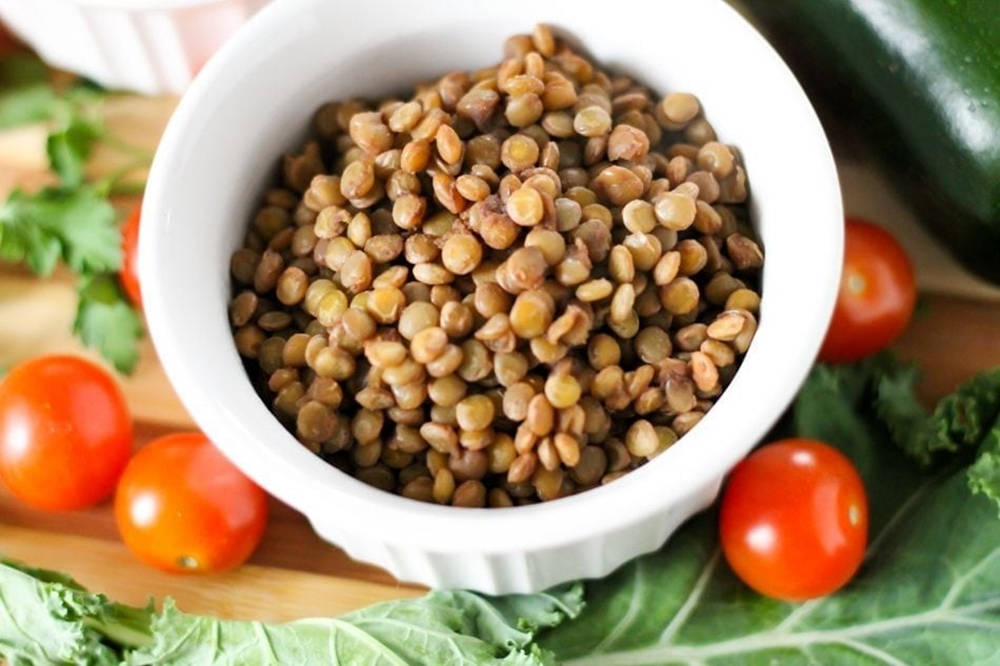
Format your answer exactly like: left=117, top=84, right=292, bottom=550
left=820, top=218, right=916, bottom=362
left=720, top=438, right=868, bottom=601
left=114, top=432, right=268, bottom=573
left=119, top=207, right=142, bottom=308
left=0, top=355, right=133, bottom=511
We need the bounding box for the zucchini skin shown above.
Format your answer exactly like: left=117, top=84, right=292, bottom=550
left=743, top=0, right=1000, bottom=282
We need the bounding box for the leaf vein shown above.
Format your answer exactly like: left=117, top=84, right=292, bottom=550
left=659, top=549, right=720, bottom=645
left=589, top=559, right=646, bottom=654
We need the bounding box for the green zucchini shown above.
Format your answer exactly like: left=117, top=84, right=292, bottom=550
left=741, top=0, right=1000, bottom=282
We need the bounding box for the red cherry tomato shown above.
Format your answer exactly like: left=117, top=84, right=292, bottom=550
left=0, top=355, right=132, bottom=510
left=820, top=218, right=916, bottom=362
left=119, top=207, right=142, bottom=308
left=720, top=438, right=868, bottom=601
left=114, top=432, right=268, bottom=573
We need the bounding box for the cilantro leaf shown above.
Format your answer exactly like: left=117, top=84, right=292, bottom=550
left=0, top=186, right=121, bottom=275
left=46, top=114, right=102, bottom=187
left=0, top=84, right=63, bottom=129
left=0, top=54, right=143, bottom=374
left=74, top=273, right=143, bottom=374
left=0, top=53, right=65, bottom=129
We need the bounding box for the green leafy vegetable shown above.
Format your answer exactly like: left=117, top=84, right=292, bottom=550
left=0, top=54, right=59, bottom=129
left=875, top=363, right=1000, bottom=464
left=0, top=54, right=104, bottom=131
left=544, top=472, right=999, bottom=665
left=541, top=360, right=1000, bottom=665
left=74, top=273, right=143, bottom=374
left=0, top=185, right=120, bottom=276
left=793, top=356, right=1000, bottom=514
left=968, top=429, right=1000, bottom=510
left=868, top=357, right=1000, bottom=512
left=128, top=587, right=581, bottom=666
left=6, top=356, right=1000, bottom=665
left=46, top=115, right=102, bottom=188
left=0, top=559, right=582, bottom=666
left=0, top=559, right=153, bottom=666
left=0, top=52, right=145, bottom=373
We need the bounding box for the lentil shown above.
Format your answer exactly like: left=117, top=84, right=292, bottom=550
left=232, top=25, right=762, bottom=506
left=441, top=234, right=483, bottom=275
left=657, top=92, right=700, bottom=129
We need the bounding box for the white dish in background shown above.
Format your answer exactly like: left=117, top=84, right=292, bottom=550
left=0, top=0, right=270, bottom=94
left=140, top=0, right=843, bottom=593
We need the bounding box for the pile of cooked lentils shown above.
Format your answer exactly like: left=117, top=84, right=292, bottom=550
left=229, top=25, right=763, bottom=508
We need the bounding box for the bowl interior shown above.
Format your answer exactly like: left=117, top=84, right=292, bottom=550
left=140, top=0, right=842, bottom=552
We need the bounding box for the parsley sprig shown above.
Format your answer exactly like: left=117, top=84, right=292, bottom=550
left=0, top=53, right=145, bottom=373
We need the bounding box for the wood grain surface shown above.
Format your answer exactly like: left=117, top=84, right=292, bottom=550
left=1, top=94, right=998, bottom=623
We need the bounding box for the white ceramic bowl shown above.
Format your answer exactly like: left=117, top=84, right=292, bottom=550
left=141, top=0, right=842, bottom=593
left=0, top=0, right=270, bottom=94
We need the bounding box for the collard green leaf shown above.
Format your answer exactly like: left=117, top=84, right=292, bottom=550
left=865, top=357, right=1000, bottom=512
left=967, top=422, right=1000, bottom=514
left=3, top=557, right=87, bottom=590
left=1, top=556, right=580, bottom=666
left=875, top=362, right=1000, bottom=467
left=927, top=370, right=1000, bottom=451
left=74, top=273, right=143, bottom=374
left=543, top=471, right=1000, bottom=665
left=542, top=360, right=1000, bottom=665
left=0, top=559, right=152, bottom=666
left=125, top=585, right=582, bottom=666
left=793, top=360, right=923, bottom=532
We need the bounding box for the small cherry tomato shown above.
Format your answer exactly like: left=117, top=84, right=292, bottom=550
left=114, top=432, right=268, bottom=573
left=720, top=438, right=868, bottom=601
left=0, top=355, right=132, bottom=510
left=819, top=218, right=916, bottom=362
left=119, top=206, right=142, bottom=308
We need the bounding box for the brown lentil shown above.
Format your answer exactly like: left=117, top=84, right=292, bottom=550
left=726, top=233, right=764, bottom=271
left=676, top=239, right=708, bottom=276
left=696, top=141, right=734, bottom=179
left=690, top=351, right=719, bottom=392
left=533, top=467, right=564, bottom=501
left=232, top=25, right=762, bottom=506
left=684, top=118, right=717, bottom=145
left=503, top=382, right=535, bottom=421
left=707, top=310, right=748, bottom=341
left=654, top=192, right=697, bottom=231
left=660, top=277, right=700, bottom=315
left=726, top=288, right=761, bottom=314
left=526, top=393, right=555, bottom=436
left=545, top=374, right=582, bottom=409
left=507, top=452, right=538, bottom=483
left=607, top=124, right=650, bottom=162
left=673, top=411, right=704, bottom=436
left=574, top=106, right=612, bottom=137
left=657, top=92, right=700, bottom=129
left=704, top=272, right=745, bottom=305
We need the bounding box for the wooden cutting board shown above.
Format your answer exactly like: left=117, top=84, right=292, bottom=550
left=1, top=95, right=999, bottom=623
